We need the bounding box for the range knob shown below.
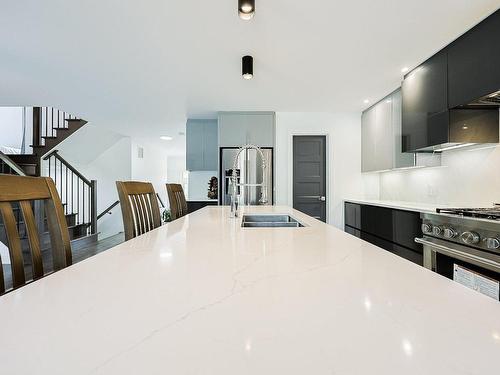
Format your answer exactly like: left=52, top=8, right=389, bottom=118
left=484, top=237, right=500, bottom=250
left=461, top=231, right=480, bottom=245
left=432, top=226, right=443, bottom=236
left=421, top=223, right=432, bottom=234
left=443, top=227, right=458, bottom=239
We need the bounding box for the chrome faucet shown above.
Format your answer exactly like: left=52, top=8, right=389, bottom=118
left=230, top=144, right=269, bottom=218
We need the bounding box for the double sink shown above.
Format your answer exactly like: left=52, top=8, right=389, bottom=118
left=241, top=214, right=305, bottom=228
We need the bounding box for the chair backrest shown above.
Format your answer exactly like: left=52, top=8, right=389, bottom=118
left=0, top=175, right=72, bottom=295
left=116, top=181, right=161, bottom=241
left=166, top=183, right=188, bottom=220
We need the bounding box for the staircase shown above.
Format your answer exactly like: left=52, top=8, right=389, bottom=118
left=4, top=107, right=87, bottom=176
left=0, top=106, right=97, bottom=251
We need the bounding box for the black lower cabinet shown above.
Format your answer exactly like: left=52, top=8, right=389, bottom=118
left=344, top=202, right=423, bottom=266
left=187, top=200, right=218, bottom=214
left=360, top=232, right=423, bottom=266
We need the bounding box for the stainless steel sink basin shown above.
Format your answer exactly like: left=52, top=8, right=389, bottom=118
left=241, top=214, right=305, bottom=228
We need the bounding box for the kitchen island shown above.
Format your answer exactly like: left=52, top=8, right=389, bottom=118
left=0, top=206, right=499, bottom=374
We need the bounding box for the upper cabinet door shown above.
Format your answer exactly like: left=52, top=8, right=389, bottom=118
left=186, top=120, right=205, bottom=171
left=203, top=120, right=218, bottom=170
left=392, top=89, right=414, bottom=168
left=402, top=50, right=448, bottom=152
left=186, top=119, right=218, bottom=171
left=374, top=97, right=393, bottom=171
left=448, top=10, right=500, bottom=108
left=219, top=112, right=275, bottom=147
left=245, top=113, right=275, bottom=147
left=361, top=106, right=377, bottom=172
left=218, top=113, right=247, bottom=147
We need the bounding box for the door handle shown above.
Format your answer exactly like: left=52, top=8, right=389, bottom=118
left=319, top=196, right=326, bottom=202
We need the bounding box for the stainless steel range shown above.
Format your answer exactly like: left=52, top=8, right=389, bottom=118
left=416, top=206, right=500, bottom=301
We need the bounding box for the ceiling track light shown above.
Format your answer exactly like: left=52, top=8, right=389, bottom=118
left=238, top=0, right=255, bottom=20
left=242, top=55, right=253, bottom=80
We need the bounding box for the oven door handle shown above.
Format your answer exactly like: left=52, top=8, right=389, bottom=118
left=415, top=237, right=500, bottom=273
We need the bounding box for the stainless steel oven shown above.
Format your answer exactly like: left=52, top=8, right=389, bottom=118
left=416, top=210, right=500, bottom=301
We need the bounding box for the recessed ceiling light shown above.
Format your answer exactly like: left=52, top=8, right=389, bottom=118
left=401, top=67, right=409, bottom=73
left=363, top=99, right=370, bottom=104
left=160, top=136, right=173, bottom=141
left=242, top=55, right=253, bottom=80
left=238, top=0, right=255, bottom=20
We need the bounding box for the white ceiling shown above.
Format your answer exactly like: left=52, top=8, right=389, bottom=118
left=1, top=1, right=499, bottom=154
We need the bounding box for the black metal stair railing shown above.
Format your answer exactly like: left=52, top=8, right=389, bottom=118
left=43, top=150, right=97, bottom=236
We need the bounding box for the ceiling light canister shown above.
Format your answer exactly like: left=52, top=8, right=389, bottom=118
left=238, top=0, right=255, bottom=20
left=242, top=55, right=254, bottom=80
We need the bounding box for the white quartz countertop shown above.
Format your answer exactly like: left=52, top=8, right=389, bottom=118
left=1, top=206, right=499, bottom=374
left=344, top=198, right=463, bottom=213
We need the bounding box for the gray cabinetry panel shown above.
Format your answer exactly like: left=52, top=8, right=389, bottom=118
left=362, top=88, right=414, bottom=172
left=186, top=119, right=218, bottom=171
left=218, top=112, right=275, bottom=147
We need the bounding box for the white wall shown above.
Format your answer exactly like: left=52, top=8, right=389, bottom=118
left=80, top=137, right=132, bottom=238
left=131, top=138, right=169, bottom=210
left=0, top=107, right=24, bottom=151
left=275, top=112, right=380, bottom=229
left=167, top=155, right=186, bottom=184
left=187, top=171, right=217, bottom=200
left=379, top=145, right=500, bottom=206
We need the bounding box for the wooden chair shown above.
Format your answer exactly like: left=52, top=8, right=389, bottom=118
left=116, top=181, right=161, bottom=241
left=0, top=175, right=72, bottom=295
left=166, top=183, right=188, bottom=220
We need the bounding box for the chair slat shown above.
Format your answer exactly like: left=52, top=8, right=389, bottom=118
left=142, top=194, right=153, bottom=231
left=149, top=192, right=161, bottom=229
left=20, top=201, right=44, bottom=279
left=132, top=195, right=145, bottom=235
left=44, top=177, right=72, bottom=270
left=137, top=194, right=150, bottom=232
left=0, top=202, right=26, bottom=288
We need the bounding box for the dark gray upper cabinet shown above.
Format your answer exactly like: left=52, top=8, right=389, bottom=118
left=448, top=10, right=500, bottom=108
left=401, top=10, right=500, bottom=152
left=402, top=50, right=449, bottom=152
left=186, top=119, right=218, bottom=171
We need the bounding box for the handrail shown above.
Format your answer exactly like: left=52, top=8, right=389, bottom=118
left=43, top=149, right=97, bottom=235
left=0, top=151, right=27, bottom=176
left=156, top=193, right=165, bottom=208
left=43, top=150, right=92, bottom=186
left=97, top=200, right=120, bottom=221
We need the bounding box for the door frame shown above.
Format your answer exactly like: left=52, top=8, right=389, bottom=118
left=288, top=132, right=330, bottom=223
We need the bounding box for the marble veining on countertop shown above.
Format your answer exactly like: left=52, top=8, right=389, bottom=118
left=0, top=206, right=499, bottom=374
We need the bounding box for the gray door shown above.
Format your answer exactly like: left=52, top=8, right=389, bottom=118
left=293, top=136, right=326, bottom=222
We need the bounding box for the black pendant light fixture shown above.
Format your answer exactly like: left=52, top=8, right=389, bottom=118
left=242, top=55, right=253, bottom=80
left=238, top=0, right=255, bottom=20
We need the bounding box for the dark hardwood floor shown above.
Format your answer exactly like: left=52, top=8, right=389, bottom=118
left=1, top=232, right=125, bottom=292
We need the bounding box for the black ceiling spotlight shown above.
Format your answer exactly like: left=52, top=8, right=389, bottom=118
left=238, top=0, right=255, bottom=20
left=242, top=55, right=253, bottom=80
